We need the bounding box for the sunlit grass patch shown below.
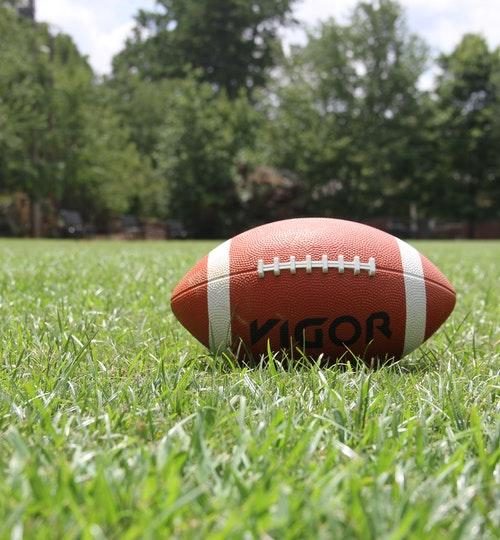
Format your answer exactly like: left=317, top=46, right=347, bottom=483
left=0, top=239, right=498, bottom=538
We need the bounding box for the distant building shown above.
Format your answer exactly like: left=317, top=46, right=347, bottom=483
left=17, top=0, right=35, bottom=20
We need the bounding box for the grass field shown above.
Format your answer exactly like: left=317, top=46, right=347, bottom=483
left=0, top=239, right=498, bottom=539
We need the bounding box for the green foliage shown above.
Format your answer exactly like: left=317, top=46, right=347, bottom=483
left=113, top=0, right=296, bottom=98
left=0, top=10, right=73, bottom=199
left=106, top=75, right=173, bottom=160
left=154, top=78, right=261, bottom=236
left=0, top=239, right=498, bottom=536
left=433, top=35, right=500, bottom=236
left=258, top=0, right=430, bottom=221
left=0, top=5, right=159, bottom=227
left=1, top=0, right=500, bottom=236
left=74, top=97, right=162, bottom=221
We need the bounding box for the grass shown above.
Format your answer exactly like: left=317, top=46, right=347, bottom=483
left=0, top=239, right=498, bottom=539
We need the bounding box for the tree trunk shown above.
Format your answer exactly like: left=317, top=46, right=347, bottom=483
left=467, top=179, right=478, bottom=239
left=409, top=202, right=418, bottom=238
left=31, top=200, right=42, bottom=238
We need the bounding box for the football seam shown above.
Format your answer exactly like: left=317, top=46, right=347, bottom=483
left=171, top=265, right=455, bottom=303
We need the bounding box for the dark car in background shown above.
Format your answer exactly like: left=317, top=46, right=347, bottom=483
left=58, top=210, right=84, bottom=238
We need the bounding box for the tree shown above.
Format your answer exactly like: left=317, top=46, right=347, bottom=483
left=113, top=0, right=296, bottom=98
left=259, top=0, right=429, bottom=222
left=105, top=75, right=173, bottom=164
left=0, top=8, right=72, bottom=234
left=348, top=0, right=429, bottom=216
left=71, top=95, right=161, bottom=225
left=0, top=5, right=160, bottom=233
left=154, top=78, right=261, bottom=237
left=434, top=35, right=500, bottom=237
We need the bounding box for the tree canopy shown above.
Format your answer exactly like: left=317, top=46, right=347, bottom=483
left=113, top=0, right=296, bottom=98
left=434, top=34, right=500, bottom=236
left=0, top=0, right=499, bottom=237
left=0, top=4, right=160, bottom=231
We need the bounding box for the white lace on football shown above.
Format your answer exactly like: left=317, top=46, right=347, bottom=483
left=257, top=255, right=376, bottom=278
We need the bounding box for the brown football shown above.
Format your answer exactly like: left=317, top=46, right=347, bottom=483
left=171, top=218, right=456, bottom=363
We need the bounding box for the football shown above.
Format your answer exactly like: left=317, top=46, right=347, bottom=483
left=171, top=218, right=456, bottom=364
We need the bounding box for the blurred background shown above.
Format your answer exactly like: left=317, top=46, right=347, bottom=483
left=0, top=0, right=498, bottom=239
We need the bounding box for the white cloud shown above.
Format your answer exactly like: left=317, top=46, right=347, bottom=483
left=403, top=0, right=500, bottom=55
left=294, top=0, right=355, bottom=26
left=36, top=0, right=500, bottom=75
left=292, top=0, right=500, bottom=53
left=37, top=0, right=155, bottom=73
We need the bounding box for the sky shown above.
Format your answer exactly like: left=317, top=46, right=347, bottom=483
left=36, top=0, right=500, bottom=75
